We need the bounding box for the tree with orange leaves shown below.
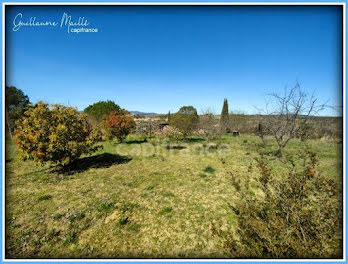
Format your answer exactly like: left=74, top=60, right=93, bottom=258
left=103, top=109, right=136, bottom=142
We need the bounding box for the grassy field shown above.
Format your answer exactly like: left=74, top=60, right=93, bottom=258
left=5, top=134, right=342, bottom=258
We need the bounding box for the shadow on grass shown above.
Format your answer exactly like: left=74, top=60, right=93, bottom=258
left=165, top=145, right=186, bottom=150
left=62, top=153, right=131, bottom=174
left=184, top=137, right=205, bottom=142
left=124, top=139, right=147, bottom=144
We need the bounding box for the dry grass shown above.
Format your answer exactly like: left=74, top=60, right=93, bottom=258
left=5, top=134, right=342, bottom=258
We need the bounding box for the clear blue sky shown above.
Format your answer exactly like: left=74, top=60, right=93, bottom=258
left=6, top=5, right=342, bottom=115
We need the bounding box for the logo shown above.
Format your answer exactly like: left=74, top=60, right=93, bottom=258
left=13, top=12, right=99, bottom=34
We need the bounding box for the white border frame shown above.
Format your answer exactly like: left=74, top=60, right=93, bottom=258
left=1, top=2, right=346, bottom=262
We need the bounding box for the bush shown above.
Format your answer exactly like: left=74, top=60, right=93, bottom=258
left=14, top=102, right=102, bottom=167
left=215, top=150, right=342, bottom=258
left=170, top=106, right=199, bottom=138
left=102, top=109, right=136, bottom=142
left=84, top=100, right=120, bottom=122
left=5, top=86, right=31, bottom=135
left=199, top=110, right=220, bottom=141
left=295, top=121, right=317, bottom=141
left=155, top=126, right=182, bottom=142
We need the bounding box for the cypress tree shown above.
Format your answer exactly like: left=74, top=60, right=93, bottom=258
left=168, top=111, right=171, bottom=123
left=220, top=98, right=230, bottom=132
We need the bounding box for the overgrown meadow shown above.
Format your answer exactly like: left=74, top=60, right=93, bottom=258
left=5, top=133, right=342, bottom=258
left=5, top=87, right=343, bottom=258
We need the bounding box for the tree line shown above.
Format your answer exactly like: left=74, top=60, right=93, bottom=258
left=6, top=82, right=329, bottom=167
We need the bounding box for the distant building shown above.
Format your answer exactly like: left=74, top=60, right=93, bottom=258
left=233, top=131, right=240, bottom=136
left=159, top=123, right=169, bottom=130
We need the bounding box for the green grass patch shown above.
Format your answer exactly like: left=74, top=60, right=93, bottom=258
left=97, top=201, right=114, bottom=212
left=52, top=213, right=63, bottom=220
left=38, top=194, right=52, bottom=201
left=203, top=166, right=215, bottom=174
left=64, top=233, right=77, bottom=245
left=199, top=173, right=207, bottom=178
left=159, top=206, right=173, bottom=215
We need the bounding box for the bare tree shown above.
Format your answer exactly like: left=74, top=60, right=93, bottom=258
left=199, top=108, right=220, bottom=141
left=229, top=109, right=249, bottom=133
left=258, top=82, right=327, bottom=159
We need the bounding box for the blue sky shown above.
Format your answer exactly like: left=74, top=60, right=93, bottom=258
left=5, top=5, right=342, bottom=115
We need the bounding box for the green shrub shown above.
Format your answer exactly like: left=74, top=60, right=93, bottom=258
left=5, top=86, right=30, bottom=134
left=170, top=106, right=199, bottom=138
left=155, top=126, right=182, bottom=143
left=84, top=100, right=120, bottom=122
left=14, top=102, right=102, bottom=167
left=215, top=150, right=342, bottom=258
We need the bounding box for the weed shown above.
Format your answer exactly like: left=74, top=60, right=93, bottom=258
left=203, top=166, right=215, bottom=174
left=199, top=173, right=207, bottom=178
left=38, top=194, right=52, bottom=201
left=159, top=207, right=173, bottom=215
left=64, top=233, right=77, bottom=245
left=48, top=228, right=60, bottom=238
left=97, top=201, right=114, bottom=212
left=118, top=216, right=129, bottom=226
left=120, top=202, right=138, bottom=213
left=68, top=211, right=85, bottom=223
left=146, top=185, right=156, bottom=191
left=52, top=213, right=63, bottom=220
left=140, top=193, right=148, bottom=199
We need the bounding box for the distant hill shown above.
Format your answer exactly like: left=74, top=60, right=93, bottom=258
left=130, top=111, right=158, bottom=116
